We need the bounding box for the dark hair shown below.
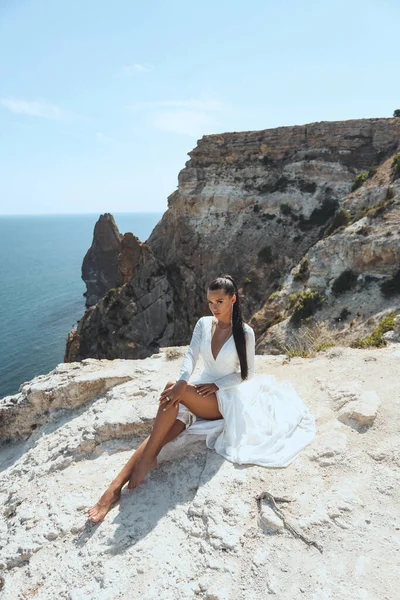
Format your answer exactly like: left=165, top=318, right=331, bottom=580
left=207, top=274, right=248, bottom=380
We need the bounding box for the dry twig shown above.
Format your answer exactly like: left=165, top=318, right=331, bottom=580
left=255, top=491, right=323, bottom=554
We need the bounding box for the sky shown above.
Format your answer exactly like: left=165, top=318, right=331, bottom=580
left=0, top=0, right=399, bottom=215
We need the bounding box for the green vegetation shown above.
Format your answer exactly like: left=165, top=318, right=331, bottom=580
left=280, top=321, right=336, bottom=358
left=314, top=342, right=336, bottom=352
left=351, top=171, right=369, bottom=192
left=293, top=258, right=310, bottom=282
left=289, top=290, right=326, bottom=327
left=265, top=312, right=284, bottom=329
left=103, top=287, right=118, bottom=306
left=331, top=269, right=358, bottom=295
left=356, top=197, right=400, bottom=220
left=268, top=290, right=279, bottom=302
left=350, top=312, right=397, bottom=348
left=392, top=152, right=400, bottom=180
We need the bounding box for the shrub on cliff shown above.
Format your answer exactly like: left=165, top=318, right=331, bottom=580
left=289, top=290, right=326, bottom=327
left=393, top=109, right=400, bottom=117
left=278, top=321, right=336, bottom=358
left=392, top=152, right=400, bottom=180
left=351, top=171, right=369, bottom=192
left=350, top=312, right=397, bottom=348
left=293, top=258, right=310, bottom=282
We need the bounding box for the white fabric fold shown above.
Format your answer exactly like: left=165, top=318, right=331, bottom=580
left=176, top=316, right=316, bottom=468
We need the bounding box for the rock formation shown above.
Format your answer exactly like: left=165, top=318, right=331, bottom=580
left=66, top=117, right=400, bottom=361
left=82, top=213, right=122, bottom=307
left=1, top=344, right=400, bottom=598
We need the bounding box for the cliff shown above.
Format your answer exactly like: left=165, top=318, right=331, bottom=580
left=0, top=343, right=399, bottom=598
left=65, top=117, right=400, bottom=361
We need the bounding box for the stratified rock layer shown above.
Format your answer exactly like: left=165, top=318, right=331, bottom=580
left=67, top=118, right=400, bottom=361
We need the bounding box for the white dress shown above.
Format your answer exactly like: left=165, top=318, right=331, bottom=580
left=176, top=316, right=316, bottom=468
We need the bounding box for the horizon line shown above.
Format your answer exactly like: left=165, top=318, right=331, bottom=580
left=0, top=211, right=165, bottom=216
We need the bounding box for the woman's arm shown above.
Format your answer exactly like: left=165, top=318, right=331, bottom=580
left=212, top=326, right=255, bottom=391
left=177, top=317, right=203, bottom=383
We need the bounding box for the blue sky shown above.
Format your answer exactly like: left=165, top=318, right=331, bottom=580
left=0, top=0, right=399, bottom=215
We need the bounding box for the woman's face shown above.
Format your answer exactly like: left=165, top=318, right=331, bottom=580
left=207, top=289, right=236, bottom=321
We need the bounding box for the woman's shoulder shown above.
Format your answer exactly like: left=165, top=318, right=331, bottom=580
left=199, top=315, right=213, bottom=324
left=195, top=315, right=212, bottom=328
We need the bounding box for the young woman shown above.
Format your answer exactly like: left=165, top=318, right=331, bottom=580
left=88, top=274, right=316, bottom=523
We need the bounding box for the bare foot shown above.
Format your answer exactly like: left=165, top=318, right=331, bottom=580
left=127, top=455, right=157, bottom=490
left=87, top=487, right=121, bottom=523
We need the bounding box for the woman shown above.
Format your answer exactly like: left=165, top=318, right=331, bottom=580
left=88, top=274, right=316, bottom=523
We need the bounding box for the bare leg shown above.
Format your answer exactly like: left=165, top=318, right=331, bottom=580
left=87, top=419, right=185, bottom=522
left=88, top=379, right=186, bottom=523
left=88, top=379, right=222, bottom=522
left=127, top=381, right=222, bottom=489
left=126, top=400, right=181, bottom=489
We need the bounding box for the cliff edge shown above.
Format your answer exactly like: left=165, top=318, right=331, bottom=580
left=1, top=342, right=399, bottom=598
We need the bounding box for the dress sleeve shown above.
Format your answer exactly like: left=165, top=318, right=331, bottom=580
left=177, top=317, right=203, bottom=382
left=213, top=325, right=255, bottom=391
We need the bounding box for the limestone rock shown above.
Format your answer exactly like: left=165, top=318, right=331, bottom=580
left=67, top=118, right=400, bottom=360
left=337, top=390, right=381, bottom=430
left=1, top=346, right=399, bottom=599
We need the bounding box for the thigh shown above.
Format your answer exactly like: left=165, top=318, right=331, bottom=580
left=180, top=383, right=223, bottom=420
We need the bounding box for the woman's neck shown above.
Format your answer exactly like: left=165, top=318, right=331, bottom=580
left=215, top=317, right=231, bottom=329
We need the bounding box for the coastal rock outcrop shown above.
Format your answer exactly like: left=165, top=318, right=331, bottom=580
left=66, top=239, right=174, bottom=361
left=82, top=213, right=122, bottom=307
left=1, top=345, right=399, bottom=599
left=66, top=117, right=400, bottom=361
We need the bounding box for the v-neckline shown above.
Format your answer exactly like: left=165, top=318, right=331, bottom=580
left=209, top=317, right=233, bottom=361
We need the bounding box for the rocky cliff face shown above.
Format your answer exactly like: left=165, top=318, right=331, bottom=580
left=82, top=213, right=122, bottom=307
left=65, top=117, right=400, bottom=361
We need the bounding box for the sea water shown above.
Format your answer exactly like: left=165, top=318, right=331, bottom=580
left=0, top=212, right=163, bottom=399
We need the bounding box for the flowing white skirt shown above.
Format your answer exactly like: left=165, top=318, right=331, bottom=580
left=177, top=373, right=316, bottom=468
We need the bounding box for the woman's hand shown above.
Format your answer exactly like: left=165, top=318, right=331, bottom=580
left=159, top=380, right=187, bottom=411
left=194, top=383, right=219, bottom=397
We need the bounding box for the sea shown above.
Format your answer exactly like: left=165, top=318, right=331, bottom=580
left=0, top=212, right=163, bottom=400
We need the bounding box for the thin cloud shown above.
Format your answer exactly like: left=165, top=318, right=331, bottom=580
left=118, top=63, right=153, bottom=77
left=0, top=98, right=64, bottom=119
left=127, top=96, right=224, bottom=136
